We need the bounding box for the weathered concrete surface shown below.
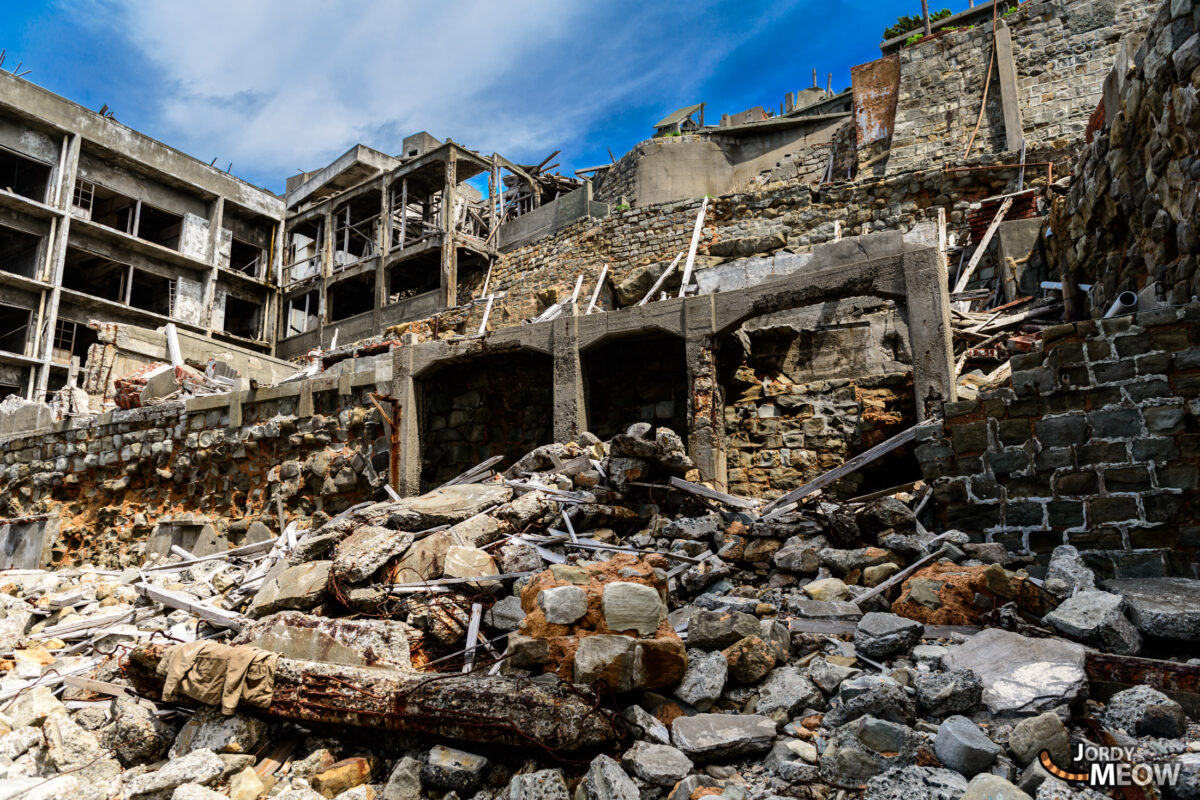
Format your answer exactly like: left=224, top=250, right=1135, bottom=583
left=233, top=611, right=417, bottom=671
left=942, top=629, right=1087, bottom=715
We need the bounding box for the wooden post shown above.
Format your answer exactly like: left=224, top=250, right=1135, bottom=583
left=440, top=151, right=458, bottom=308
left=921, top=0, right=932, bottom=34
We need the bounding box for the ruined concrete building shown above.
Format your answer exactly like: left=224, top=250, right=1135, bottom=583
left=0, top=0, right=1198, bottom=797
left=0, top=0, right=1193, bottom=577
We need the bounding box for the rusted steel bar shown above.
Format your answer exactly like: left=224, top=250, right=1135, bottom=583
left=1086, top=651, right=1200, bottom=719
left=125, top=645, right=625, bottom=756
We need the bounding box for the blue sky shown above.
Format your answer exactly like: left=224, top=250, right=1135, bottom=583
left=0, top=1, right=956, bottom=195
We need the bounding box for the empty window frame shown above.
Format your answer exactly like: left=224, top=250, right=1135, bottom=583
left=387, top=252, right=439, bottom=302
left=79, top=181, right=136, bottom=233
left=286, top=218, right=323, bottom=283
left=61, top=248, right=128, bottom=302
left=0, top=146, right=52, bottom=203
left=285, top=291, right=319, bottom=336
left=327, top=273, right=374, bottom=321
left=128, top=270, right=174, bottom=316
left=0, top=303, right=31, bottom=355
left=221, top=295, right=262, bottom=339
left=389, top=179, right=439, bottom=250
left=229, top=237, right=265, bottom=277
left=51, top=318, right=98, bottom=365
left=136, top=203, right=183, bottom=250
left=0, top=223, right=42, bottom=279
left=333, top=190, right=381, bottom=270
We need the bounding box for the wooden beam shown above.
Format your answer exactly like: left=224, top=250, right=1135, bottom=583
left=952, top=196, right=1013, bottom=310
left=677, top=197, right=710, bottom=297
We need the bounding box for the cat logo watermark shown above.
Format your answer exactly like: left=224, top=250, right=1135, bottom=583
left=1041, top=745, right=1183, bottom=789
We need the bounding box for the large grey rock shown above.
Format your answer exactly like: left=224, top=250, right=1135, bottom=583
left=234, top=611, right=416, bottom=671
left=1043, top=545, right=1096, bottom=596
left=421, top=745, right=489, bottom=793
left=806, top=657, right=861, bottom=695
left=331, top=526, right=414, bottom=583
left=942, top=629, right=1087, bottom=715
left=674, top=649, right=727, bottom=711
left=934, top=715, right=1001, bottom=778
left=854, top=613, right=924, bottom=660
left=622, top=704, right=671, bottom=745
left=824, top=674, right=915, bottom=727
left=100, top=696, right=174, bottom=766
left=538, top=585, right=589, bottom=625
left=247, top=561, right=331, bottom=618
left=962, top=774, right=1032, bottom=800
left=688, top=609, right=761, bottom=651
left=400, top=484, right=513, bottom=527
left=1044, top=590, right=1142, bottom=654
left=169, top=707, right=268, bottom=758
left=621, top=741, right=693, bottom=786
left=577, top=754, right=638, bottom=800
left=1102, top=685, right=1188, bottom=738
left=507, top=769, right=569, bottom=800
left=43, top=708, right=121, bottom=782
left=756, top=665, right=824, bottom=717
left=863, top=766, right=968, bottom=800
left=914, top=669, right=983, bottom=717
left=383, top=756, right=421, bottom=800
left=574, top=634, right=638, bottom=692
left=670, top=713, right=776, bottom=761
left=1008, top=712, right=1070, bottom=767
left=486, top=595, right=526, bottom=632
left=819, top=716, right=922, bottom=784
left=126, top=748, right=225, bottom=796
left=602, top=582, right=666, bottom=635
left=1102, top=578, right=1200, bottom=642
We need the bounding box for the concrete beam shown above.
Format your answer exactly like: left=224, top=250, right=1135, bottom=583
left=551, top=305, right=586, bottom=442
left=901, top=248, right=957, bottom=417
left=995, top=20, right=1025, bottom=153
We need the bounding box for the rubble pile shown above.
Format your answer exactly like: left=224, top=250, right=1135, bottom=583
left=0, top=422, right=1196, bottom=800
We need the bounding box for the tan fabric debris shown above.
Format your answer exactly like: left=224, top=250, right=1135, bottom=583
left=160, top=641, right=278, bottom=714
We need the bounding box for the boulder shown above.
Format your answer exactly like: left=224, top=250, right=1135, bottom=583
left=722, top=636, right=776, bottom=684
left=803, top=577, right=850, bottom=602
left=824, top=674, right=915, bottom=727
left=170, top=707, right=268, bottom=758
left=687, top=609, right=761, bottom=650
left=538, top=585, right=588, bottom=625
left=1102, top=685, right=1188, bottom=738
left=421, top=745, right=488, bottom=793
left=1007, top=712, right=1070, bottom=767
left=443, top=546, right=499, bottom=587
left=622, top=704, right=671, bottom=745
left=853, top=612, right=924, bottom=660
left=1102, top=578, right=1200, bottom=642
left=602, top=582, right=666, bottom=635
left=962, top=774, right=1032, bottom=800
left=331, top=526, right=414, bottom=583
left=863, top=766, right=968, bottom=800
left=125, top=748, right=225, bottom=797
left=247, top=561, right=331, bottom=618
left=100, top=696, right=174, bottom=766
left=818, top=715, right=922, bottom=784
left=382, top=756, right=421, bottom=800
left=755, top=665, right=824, bottom=718
left=1043, top=545, right=1096, bottom=596
left=1043, top=590, right=1142, bottom=654
left=507, top=769, right=569, bottom=800
left=622, top=741, right=693, bottom=786
left=934, top=715, right=1001, bottom=778
left=670, top=713, right=776, bottom=761
left=674, top=649, right=727, bottom=710
left=913, top=669, right=984, bottom=717
left=485, top=595, right=526, bottom=632
left=942, top=629, right=1087, bottom=715
left=577, top=755, right=638, bottom=800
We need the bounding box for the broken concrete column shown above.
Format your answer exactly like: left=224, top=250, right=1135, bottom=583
left=900, top=248, right=956, bottom=418
left=392, top=333, right=421, bottom=495
left=551, top=304, right=586, bottom=443
left=685, top=333, right=726, bottom=489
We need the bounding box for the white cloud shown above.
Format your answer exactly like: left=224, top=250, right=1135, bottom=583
left=90, top=0, right=782, bottom=188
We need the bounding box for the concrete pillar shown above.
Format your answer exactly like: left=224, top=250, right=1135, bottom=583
left=317, top=205, right=333, bottom=346
left=996, top=21, right=1025, bottom=153
left=393, top=333, right=421, bottom=495
left=551, top=305, right=586, bottom=442
left=685, top=334, right=727, bottom=489
left=439, top=150, right=458, bottom=309
left=901, top=248, right=957, bottom=418
left=201, top=196, right=225, bottom=332
left=374, top=175, right=389, bottom=330
left=34, top=132, right=81, bottom=399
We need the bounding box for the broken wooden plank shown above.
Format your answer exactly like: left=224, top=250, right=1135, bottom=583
left=667, top=476, right=758, bottom=511
left=143, top=539, right=277, bottom=573
left=64, top=675, right=134, bottom=699
left=586, top=264, right=608, bottom=314
left=134, top=583, right=244, bottom=631
left=952, top=196, right=1013, bottom=310
left=761, top=422, right=937, bottom=517
left=677, top=196, right=710, bottom=297
left=638, top=252, right=683, bottom=306
left=34, top=607, right=156, bottom=640
left=439, top=455, right=505, bottom=488
left=462, top=603, right=483, bottom=674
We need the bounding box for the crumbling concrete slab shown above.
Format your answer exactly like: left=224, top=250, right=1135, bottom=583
left=942, top=628, right=1087, bottom=716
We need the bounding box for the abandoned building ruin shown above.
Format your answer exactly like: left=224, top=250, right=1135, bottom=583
left=0, top=0, right=1197, bottom=796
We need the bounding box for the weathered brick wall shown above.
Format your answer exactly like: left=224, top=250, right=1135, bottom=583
left=1049, top=0, right=1200, bottom=316
left=0, top=385, right=389, bottom=567
left=726, top=372, right=916, bottom=499
left=917, top=301, right=1200, bottom=578
left=887, top=0, right=1152, bottom=174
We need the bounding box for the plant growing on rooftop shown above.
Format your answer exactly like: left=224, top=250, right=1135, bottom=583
left=906, top=32, right=925, bottom=46
left=884, top=9, right=951, bottom=40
